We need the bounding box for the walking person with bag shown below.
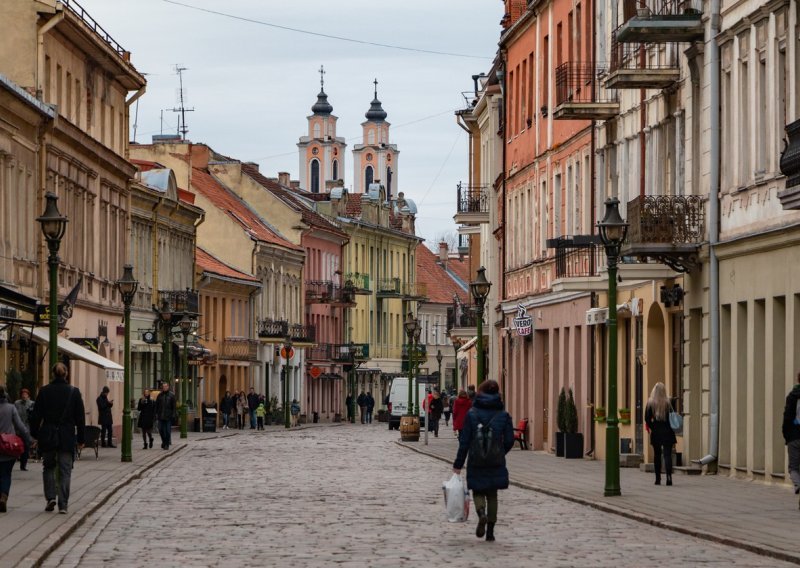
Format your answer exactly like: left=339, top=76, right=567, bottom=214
left=13, top=388, right=34, bottom=470
left=645, top=382, right=678, bottom=486
left=96, top=386, right=114, bottom=448
left=220, top=389, right=234, bottom=430
left=781, top=371, right=800, bottom=505
left=452, top=380, right=514, bottom=542
left=451, top=389, right=472, bottom=438
left=137, top=389, right=156, bottom=449
left=29, top=363, right=85, bottom=514
left=429, top=390, right=444, bottom=437
left=0, top=383, right=35, bottom=512
left=154, top=382, right=176, bottom=450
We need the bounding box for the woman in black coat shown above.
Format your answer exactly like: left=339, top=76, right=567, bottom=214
left=645, top=382, right=678, bottom=486
left=137, top=389, right=156, bottom=449
left=452, top=380, right=514, bottom=542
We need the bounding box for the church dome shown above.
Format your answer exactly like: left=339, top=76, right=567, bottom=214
left=311, top=89, right=333, bottom=116
left=365, top=95, right=387, bottom=122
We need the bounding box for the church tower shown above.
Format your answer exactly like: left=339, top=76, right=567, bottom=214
left=352, top=80, right=399, bottom=197
left=297, top=66, right=347, bottom=193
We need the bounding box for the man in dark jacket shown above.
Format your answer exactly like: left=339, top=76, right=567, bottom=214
left=96, top=386, right=114, bottom=448
left=154, top=382, right=177, bottom=450
left=356, top=391, right=367, bottom=424
left=247, top=387, right=259, bottom=430
left=453, top=380, right=514, bottom=542
left=220, top=390, right=234, bottom=430
left=29, top=363, right=85, bottom=514
left=365, top=392, right=375, bottom=424
left=782, top=371, right=800, bottom=497
left=137, top=389, right=156, bottom=449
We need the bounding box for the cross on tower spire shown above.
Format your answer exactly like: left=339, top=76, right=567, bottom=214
left=319, top=65, right=326, bottom=91
left=373, top=78, right=378, bottom=99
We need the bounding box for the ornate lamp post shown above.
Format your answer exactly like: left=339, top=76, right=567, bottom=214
left=37, top=192, right=68, bottom=369
left=597, top=197, right=629, bottom=497
left=178, top=312, right=192, bottom=439
left=413, top=324, right=421, bottom=417
left=348, top=342, right=357, bottom=424
left=284, top=337, right=293, bottom=429
left=450, top=335, right=462, bottom=391
left=402, top=312, right=421, bottom=441
left=156, top=300, right=173, bottom=387
left=436, top=349, right=443, bottom=392
left=115, top=265, right=138, bottom=462
left=469, top=267, right=492, bottom=386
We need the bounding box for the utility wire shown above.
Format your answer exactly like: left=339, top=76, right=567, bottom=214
left=162, top=0, right=491, bottom=60
left=416, top=133, right=461, bottom=207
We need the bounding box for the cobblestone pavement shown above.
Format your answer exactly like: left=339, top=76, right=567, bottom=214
left=43, top=425, right=792, bottom=568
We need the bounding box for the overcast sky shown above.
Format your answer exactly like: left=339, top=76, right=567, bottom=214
left=79, top=0, right=503, bottom=247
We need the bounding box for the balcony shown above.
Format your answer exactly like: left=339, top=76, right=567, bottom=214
left=554, top=62, right=619, bottom=121
left=305, top=281, right=357, bottom=307
left=401, top=344, right=428, bottom=372
left=606, top=40, right=680, bottom=89
left=221, top=338, right=258, bottom=362
left=457, top=233, right=470, bottom=256
left=288, top=323, right=316, bottom=344
left=309, top=343, right=370, bottom=362
left=615, top=0, right=704, bottom=44
left=376, top=278, right=402, bottom=298
left=622, top=194, right=705, bottom=272
left=778, top=119, right=800, bottom=210
left=257, top=318, right=289, bottom=340
left=547, top=236, right=608, bottom=292
left=454, top=183, right=490, bottom=225
left=447, top=304, right=480, bottom=332
left=344, top=272, right=371, bottom=295
left=157, top=289, right=199, bottom=316
left=402, top=282, right=428, bottom=300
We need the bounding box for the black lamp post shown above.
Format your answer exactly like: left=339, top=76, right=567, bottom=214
left=37, top=192, right=68, bottom=369
left=403, top=312, right=419, bottom=418
left=115, top=265, right=138, bottom=462
left=413, top=324, right=422, bottom=416
left=178, top=312, right=192, bottom=439
left=284, top=337, right=293, bottom=429
left=347, top=342, right=357, bottom=424
left=597, top=197, right=629, bottom=497
left=436, top=349, right=443, bottom=392
left=156, top=300, right=173, bottom=389
left=469, top=266, right=492, bottom=386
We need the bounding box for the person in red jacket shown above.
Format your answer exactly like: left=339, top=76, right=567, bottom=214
left=451, top=389, right=472, bottom=437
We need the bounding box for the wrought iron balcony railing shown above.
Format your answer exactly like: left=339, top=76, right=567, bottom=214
left=401, top=344, right=428, bottom=359
left=554, top=62, right=619, bottom=120
left=402, top=282, right=427, bottom=299
left=305, top=281, right=356, bottom=305
left=547, top=236, right=605, bottom=279
left=606, top=39, right=681, bottom=89
left=221, top=338, right=258, bottom=361
left=309, top=343, right=370, bottom=362
left=778, top=119, right=800, bottom=210
left=157, top=289, right=199, bottom=316
left=447, top=305, right=480, bottom=330
left=257, top=318, right=289, bottom=339
left=61, top=0, right=131, bottom=60
left=288, top=323, right=316, bottom=343
left=376, top=278, right=402, bottom=296
left=616, top=0, right=703, bottom=43
left=456, top=183, right=489, bottom=215
left=344, top=272, right=371, bottom=294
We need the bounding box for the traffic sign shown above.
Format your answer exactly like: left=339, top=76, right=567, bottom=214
left=309, top=366, right=322, bottom=379
left=280, top=346, right=295, bottom=360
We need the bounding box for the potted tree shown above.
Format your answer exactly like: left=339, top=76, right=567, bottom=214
left=564, top=389, right=584, bottom=459
left=555, top=388, right=567, bottom=456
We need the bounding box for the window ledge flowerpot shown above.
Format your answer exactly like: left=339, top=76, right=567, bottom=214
left=594, top=407, right=607, bottom=423
left=619, top=408, right=631, bottom=425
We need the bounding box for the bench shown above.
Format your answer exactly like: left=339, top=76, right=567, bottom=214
left=513, top=418, right=529, bottom=450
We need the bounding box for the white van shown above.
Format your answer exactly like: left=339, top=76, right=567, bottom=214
left=387, top=377, right=427, bottom=430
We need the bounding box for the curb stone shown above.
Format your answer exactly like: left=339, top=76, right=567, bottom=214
left=395, top=441, right=800, bottom=566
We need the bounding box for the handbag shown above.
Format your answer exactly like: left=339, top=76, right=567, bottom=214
left=669, top=410, right=683, bottom=432
left=0, top=433, right=25, bottom=458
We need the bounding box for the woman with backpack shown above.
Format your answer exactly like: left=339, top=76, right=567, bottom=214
left=452, top=380, right=514, bottom=542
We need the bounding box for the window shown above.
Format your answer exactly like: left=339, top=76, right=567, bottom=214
left=313, top=123, right=320, bottom=138
left=310, top=159, right=320, bottom=193
left=365, top=165, right=374, bottom=189
left=386, top=167, right=393, bottom=199
left=543, top=36, right=550, bottom=113
left=738, top=33, right=750, bottom=186
left=332, top=159, right=338, bottom=181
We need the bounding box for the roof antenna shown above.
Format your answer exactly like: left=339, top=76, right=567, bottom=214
left=170, top=65, right=195, bottom=140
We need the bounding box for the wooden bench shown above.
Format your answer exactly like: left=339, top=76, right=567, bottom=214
left=513, top=418, right=529, bottom=450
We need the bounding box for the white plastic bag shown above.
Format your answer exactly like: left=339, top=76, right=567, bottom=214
left=442, top=473, right=470, bottom=523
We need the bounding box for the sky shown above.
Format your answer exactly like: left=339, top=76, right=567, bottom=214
left=78, top=0, right=504, bottom=247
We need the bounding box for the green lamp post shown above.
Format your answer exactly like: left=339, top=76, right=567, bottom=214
left=284, top=337, right=293, bottom=429
left=403, top=312, right=419, bottom=418
left=597, top=197, right=629, bottom=497
left=178, top=312, right=192, bottom=439
left=469, top=267, right=492, bottom=385
left=115, top=265, right=138, bottom=462
left=37, top=192, right=68, bottom=370
left=413, top=324, right=421, bottom=417
left=348, top=342, right=357, bottom=424
left=436, top=349, right=443, bottom=392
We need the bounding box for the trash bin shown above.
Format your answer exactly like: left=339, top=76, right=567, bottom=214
left=201, top=402, right=218, bottom=433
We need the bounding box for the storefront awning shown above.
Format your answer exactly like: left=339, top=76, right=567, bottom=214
left=20, top=327, right=124, bottom=380
left=131, top=339, right=162, bottom=353
left=0, top=284, right=40, bottom=314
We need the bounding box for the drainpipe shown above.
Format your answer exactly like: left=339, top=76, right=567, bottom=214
left=37, top=11, right=64, bottom=98
left=698, top=0, right=721, bottom=467
left=151, top=198, right=163, bottom=306
left=125, top=86, right=147, bottom=160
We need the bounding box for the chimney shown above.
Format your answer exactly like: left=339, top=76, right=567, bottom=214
left=244, top=161, right=259, bottom=172
left=438, top=241, right=449, bottom=264
left=278, top=172, right=290, bottom=186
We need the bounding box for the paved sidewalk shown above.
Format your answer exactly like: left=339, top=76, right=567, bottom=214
left=0, top=423, right=334, bottom=568
left=399, top=433, right=800, bottom=565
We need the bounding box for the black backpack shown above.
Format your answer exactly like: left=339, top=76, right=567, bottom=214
left=468, top=412, right=506, bottom=467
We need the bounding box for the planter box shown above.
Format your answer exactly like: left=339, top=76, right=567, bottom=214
left=564, top=432, right=584, bottom=459
left=555, top=432, right=565, bottom=457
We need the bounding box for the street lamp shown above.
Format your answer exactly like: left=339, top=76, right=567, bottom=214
left=115, top=265, right=138, bottom=462
left=450, top=335, right=462, bottom=391
left=156, top=300, right=173, bottom=388
left=37, top=192, right=68, bottom=369
left=178, top=312, right=192, bottom=439
left=436, top=349, right=443, bottom=392
left=284, top=337, right=293, bottom=428
left=402, top=312, right=421, bottom=442
left=347, top=342, right=357, bottom=424
left=597, top=197, right=629, bottom=497
left=469, top=266, right=492, bottom=386
left=413, top=324, right=421, bottom=419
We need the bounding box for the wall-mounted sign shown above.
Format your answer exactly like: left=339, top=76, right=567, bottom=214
left=513, top=305, right=533, bottom=336
left=309, top=366, right=322, bottom=379
left=585, top=308, right=609, bottom=326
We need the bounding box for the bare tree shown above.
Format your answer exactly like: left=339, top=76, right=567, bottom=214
left=428, top=231, right=459, bottom=253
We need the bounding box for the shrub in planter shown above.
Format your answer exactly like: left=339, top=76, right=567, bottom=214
left=555, top=388, right=568, bottom=456
left=564, top=389, right=584, bottom=459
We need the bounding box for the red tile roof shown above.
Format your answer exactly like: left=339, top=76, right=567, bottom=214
left=196, top=247, right=260, bottom=283
left=190, top=167, right=301, bottom=251
left=131, top=158, right=162, bottom=172
left=240, top=164, right=348, bottom=241
left=416, top=245, right=469, bottom=304
left=446, top=254, right=472, bottom=285
left=346, top=193, right=363, bottom=217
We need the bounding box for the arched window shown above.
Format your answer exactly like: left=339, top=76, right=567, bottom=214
left=365, top=165, right=373, bottom=190
left=310, top=159, right=320, bottom=193
left=368, top=129, right=375, bottom=144
left=313, top=123, right=320, bottom=138
left=386, top=167, right=393, bottom=199
left=332, top=159, right=339, bottom=181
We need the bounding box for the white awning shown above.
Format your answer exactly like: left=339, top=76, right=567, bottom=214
left=21, top=327, right=124, bottom=380
left=131, top=339, right=162, bottom=353
left=458, top=336, right=478, bottom=353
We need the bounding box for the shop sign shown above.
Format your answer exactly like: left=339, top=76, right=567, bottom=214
left=513, top=305, right=533, bottom=336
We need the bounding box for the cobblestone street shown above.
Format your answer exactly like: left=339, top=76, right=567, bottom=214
left=42, top=425, right=792, bottom=567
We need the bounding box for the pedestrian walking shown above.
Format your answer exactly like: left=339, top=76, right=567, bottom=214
left=0, top=383, right=35, bottom=512
left=645, top=382, right=677, bottom=486
left=345, top=393, right=354, bottom=423
left=467, top=384, right=477, bottom=401
left=220, top=390, right=234, bottom=430
left=136, top=389, right=156, bottom=449
left=357, top=391, right=367, bottom=424
left=154, top=382, right=176, bottom=450
left=13, top=388, right=34, bottom=470
left=236, top=391, right=248, bottom=430
left=290, top=399, right=301, bottom=427
left=452, top=389, right=472, bottom=437
left=256, top=402, right=266, bottom=430
left=247, top=388, right=259, bottom=429
left=96, top=386, right=114, bottom=448
left=442, top=392, right=451, bottom=427
left=429, top=390, right=443, bottom=437
left=452, top=380, right=514, bottom=542
left=365, top=392, right=375, bottom=424
left=29, top=363, right=85, bottom=514
left=781, top=371, right=800, bottom=503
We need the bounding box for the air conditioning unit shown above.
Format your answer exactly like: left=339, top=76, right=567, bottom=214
left=585, top=307, right=608, bottom=326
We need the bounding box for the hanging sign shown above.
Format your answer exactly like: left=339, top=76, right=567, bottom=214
left=513, top=305, right=533, bottom=336
left=309, top=366, right=322, bottom=379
